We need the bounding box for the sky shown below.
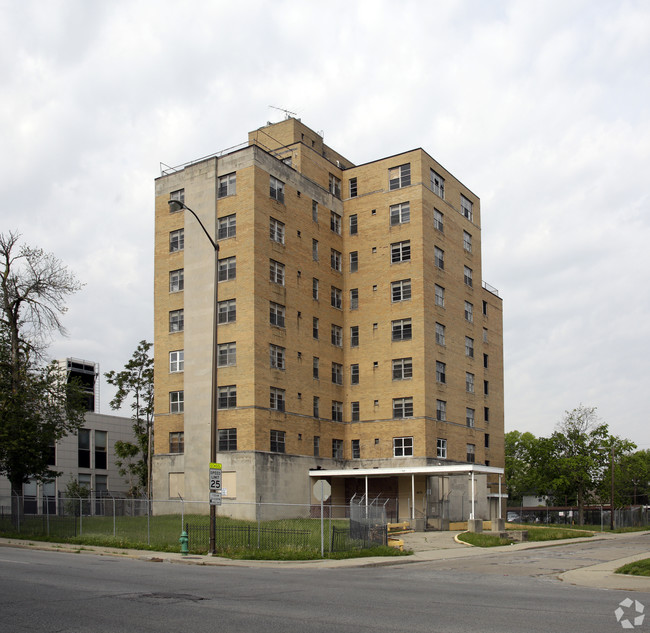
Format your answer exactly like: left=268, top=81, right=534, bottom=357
left=1, top=0, right=649, bottom=448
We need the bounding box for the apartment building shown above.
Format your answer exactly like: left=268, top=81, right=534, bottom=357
left=153, top=118, right=505, bottom=525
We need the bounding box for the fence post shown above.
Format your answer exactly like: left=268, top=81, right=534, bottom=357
left=146, top=495, right=150, bottom=546
left=112, top=496, right=116, bottom=537
left=78, top=494, right=83, bottom=536
left=45, top=492, right=50, bottom=537
left=320, top=481, right=324, bottom=557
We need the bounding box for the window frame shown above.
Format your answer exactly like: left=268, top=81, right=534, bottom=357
left=169, top=268, right=184, bottom=293
left=218, top=299, right=236, bottom=324
left=169, top=309, right=184, bottom=333
left=391, top=278, right=412, bottom=302
left=393, top=396, right=414, bottom=419
left=218, top=214, right=236, bottom=240
left=217, top=342, right=237, bottom=367
left=437, top=438, right=447, bottom=459
left=170, top=390, right=184, bottom=414
left=269, top=344, right=285, bottom=370
left=389, top=164, right=411, bottom=190
left=270, top=175, right=285, bottom=203
left=169, top=228, right=184, bottom=252
left=392, top=357, right=413, bottom=380
left=270, top=429, right=286, bottom=453
left=391, top=240, right=411, bottom=264
left=217, top=173, right=236, bottom=198
left=169, top=350, right=184, bottom=373
left=218, top=428, right=237, bottom=451
left=269, top=301, right=285, bottom=328
left=393, top=436, right=414, bottom=457
left=391, top=318, right=412, bottom=341
left=269, top=387, right=285, bottom=412
left=269, top=217, right=285, bottom=244
left=217, top=385, right=237, bottom=409
left=390, top=202, right=410, bottom=226
left=218, top=256, right=236, bottom=282
left=430, top=169, right=445, bottom=198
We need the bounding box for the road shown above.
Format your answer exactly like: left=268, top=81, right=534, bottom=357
left=0, top=535, right=648, bottom=633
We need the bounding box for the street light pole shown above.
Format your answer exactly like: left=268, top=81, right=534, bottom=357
left=610, top=444, right=615, bottom=531
left=168, top=199, right=219, bottom=554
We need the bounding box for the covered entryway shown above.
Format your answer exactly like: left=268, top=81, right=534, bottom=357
left=309, top=464, right=505, bottom=531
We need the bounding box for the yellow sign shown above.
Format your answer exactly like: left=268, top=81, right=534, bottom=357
left=209, top=463, right=222, bottom=470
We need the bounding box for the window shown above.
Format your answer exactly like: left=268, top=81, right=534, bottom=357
left=435, top=322, right=445, bottom=346
left=332, top=438, right=344, bottom=458
left=78, top=429, right=90, bottom=468
left=393, top=397, right=413, bottom=419
left=349, top=251, right=358, bottom=272
left=465, top=336, right=474, bottom=358
left=169, top=432, right=184, bottom=454
left=484, top=380, right=489, bottom=395
left=331, top=249, right=342, bottom=272
left=465, top=301, right=474, bottom=323
left=467, top=444, right=476, bottom=463
left=391, top=241, right=411, bottom=263
left=464, top=266, right=473, bottom=288
left=270, top=430, right=286, bottom=453
left=389, top=164, right=411, bottom=190
left=47, top=441, right=56, bottom=466
left=94, top=430, right=107, bottom=469
left=169, top=229, right=184, bottom=252
left=349, top=214, right=358, bottom=235
left=483, top=328, right=488, bottom=343
left=313, top=357, right=319, bottom=379
left=463, top=230, right=472, bottom=253
left=169, top=309, right=184, bottom=332
left=484, top=407, right=490, bottom=422
left=466, top=372, right=475, bottom=393
left=350, top=364, right=359, bottom=385
left=170, top=390, right=184, bottom=413
left=270, top=344, right=285, bottom=370
left=437, top=438, right=447, bottom=459
left=218, top=214, right=236, bottom=239
left=269, top=259, right=285, bottom=285
left=219, top=428, right=237, bottom=451
left=466, top=407, right=475, bottom=427
left=351, top=439, right=360, bottom=458
left=330, top=211, right=342, bottom=235
left=391, top=279, right=411, bottom=302
left=218, top=256, right=236, bottom=281
left=436, top=399, right=446, bottom=421
left=270, top=387, right=285, bottom=411
left=169, top=269, right=184, bottom=292
left=332, top=362, right=343, bottom=385
left=390, top=202, right=410, bottom=225
left=169, top=350, right=184, bottom=372
left=430, top=169, right=445, bottom=198
left=350, top=288, right=359, bottom=310
left=332, top=401, right=343, bottom=422
left=313, top=396, right=320, bottom=418
left=483, top=353, right=489, bottom=368
left=392, top=357, right=412, bottom=380
left=218, top=342, right=237, bottom=367
left=312, top=278, right=319, bottom=300
left=270, top=176, right=285, bottom=203
left=349, top=177, right=358, bottom=198
left=269, top=217, right=285, bottom=244
left=351, top=402, right=360, bottom=422
left=170, top=188, right=185, bottom=204
left=329, top=173, right=341, bottom=198
left=392, top=318, right=412, bottom=341
left=331, top=286, right=342, bottom=309
left=461, top=194, right=473, bottom=221
left=313, top=435, right=320, bottom=456
left=350, top=325, right=359, bottom=347
left=218, top=172, right=236, bottom=198
left=434, top=209, right=444, bottom=232
left=393, top=436, right=413, bottom=457
left=313, top=317, right=319, bottom=339
left=311, top=239, right=319, bottom=261
left=218, top=299, right=236, bottom=324
left=312, top=200, right=318, bottom=222
left=218, top=385, right=237, bottom=409
left=436, top=361, right=446, bottom=384
left=266, top=301, right=284, bottom=328
left=482, top=300, right=488, bottom=316
left=434, top=246, right=444, bottom=270
left=435, top=284, right=445, bottom=307
left=485, top=433, right=490, bottom=449
left=331, top=324, right=343, bottom=347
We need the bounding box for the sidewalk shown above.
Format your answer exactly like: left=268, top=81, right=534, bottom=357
left=1, top=530, right=649, bottom=592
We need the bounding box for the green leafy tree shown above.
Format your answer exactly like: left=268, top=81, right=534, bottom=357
left=105, top=340, right=154, bottom=498
left=504, top=430, right=541, bottom=504
left=0, top=231, right=86, bottom=521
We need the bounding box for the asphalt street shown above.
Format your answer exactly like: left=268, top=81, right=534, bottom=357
left=0, top=534, right=648, bottom=633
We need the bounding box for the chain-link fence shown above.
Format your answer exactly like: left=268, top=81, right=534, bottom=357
left=506, top=505, right=650, bottom=529
left=0, top=494, right=392, bottom=554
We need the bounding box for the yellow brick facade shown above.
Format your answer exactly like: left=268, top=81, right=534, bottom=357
left=152, top=119, right=504, bottom=516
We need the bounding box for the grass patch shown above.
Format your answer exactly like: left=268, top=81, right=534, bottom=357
left=525, top=527, right=592, bottom=541
left=616, top=559, right=650, bottom=576
left=457, top=532, right=513, bottom=547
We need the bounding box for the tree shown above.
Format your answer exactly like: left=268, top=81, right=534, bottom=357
left=105, top=340, right=154, bottom=498
left=0, top=232, right=86, bottom=519
left=504, top=430, right=541, bottom=504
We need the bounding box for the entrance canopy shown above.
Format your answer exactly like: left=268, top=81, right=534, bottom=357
left=308, top=464, right=503, bottom=479
left=309, top=464, right=504, bottom=522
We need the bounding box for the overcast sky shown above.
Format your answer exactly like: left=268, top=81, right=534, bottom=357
left=2, top=0, right=649, bottom=447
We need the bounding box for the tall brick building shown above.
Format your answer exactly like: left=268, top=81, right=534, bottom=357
left=153, top=118, right=504, bottom=525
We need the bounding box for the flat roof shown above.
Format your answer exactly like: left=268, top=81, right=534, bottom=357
left=308, top=464, right=504, bottom=478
